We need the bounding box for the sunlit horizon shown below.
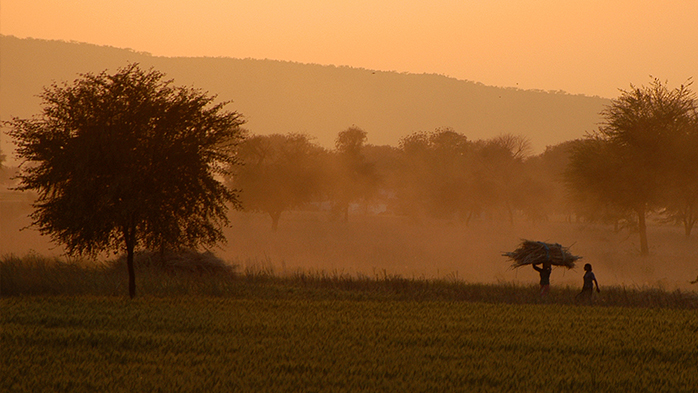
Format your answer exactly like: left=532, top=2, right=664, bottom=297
left=2, top=0, right=697, bottom=98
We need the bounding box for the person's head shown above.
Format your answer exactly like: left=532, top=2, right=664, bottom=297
left=584, top=263, right=592, bottom=272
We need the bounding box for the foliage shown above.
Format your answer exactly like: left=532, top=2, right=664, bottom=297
left=329, top=126, right=379, bottom=221
left=472, top=134, right=534, bottom=223
left=565, top=138, right=633, bottom=223
left=0, top=252, right=234, bottom=297
left=6, top=63, right=245, bottom=297
left=361, top=144, right=402, bottom=211
left=230, top=133, right=325, bottom=231
left=396, top=128, right=473, bottom=220
left=396, top=128, right=535, bottom=223
left=565, top=79, right=698, bottom=254
left=2, top=297, right=697, bottom=392
left=521, top=141, right=574, bottom=219
left=659, top=104, right=698, bottom=237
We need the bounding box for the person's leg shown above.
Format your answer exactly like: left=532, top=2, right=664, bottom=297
left=575, top=289, right=590, bottom=303
left=582, top=289, right=592, bottom=303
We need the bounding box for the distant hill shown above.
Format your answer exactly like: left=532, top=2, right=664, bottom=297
left=1, top=35, right=608, bottom=163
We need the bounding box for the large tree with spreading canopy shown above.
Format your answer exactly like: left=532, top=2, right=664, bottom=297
left=7, top=63, right=245, bottom=297
left=566, top=79, right=697, bottom=254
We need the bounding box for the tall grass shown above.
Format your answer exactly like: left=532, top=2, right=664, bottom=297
left=0, top=253, right=123, bottom=296
left=1, top=252, right=697, bottom=308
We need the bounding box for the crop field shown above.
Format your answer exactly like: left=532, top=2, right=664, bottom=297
left=2, top=297, right=697, bottom=393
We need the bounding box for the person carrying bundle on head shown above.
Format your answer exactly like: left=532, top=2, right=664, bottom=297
left=532, top=261, right=552, bottom=296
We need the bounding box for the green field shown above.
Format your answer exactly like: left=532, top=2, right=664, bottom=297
left=2, top=297, right=697, bottom=393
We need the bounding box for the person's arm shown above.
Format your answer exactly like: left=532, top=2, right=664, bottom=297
left=593, top=274, right=600, bottom=292
left=532, top=264, right=542, bottom=272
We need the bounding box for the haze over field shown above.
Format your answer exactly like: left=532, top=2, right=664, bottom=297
left=3, top=206, right=697, bottom=290
left=1, top=2, right=696, bottom=292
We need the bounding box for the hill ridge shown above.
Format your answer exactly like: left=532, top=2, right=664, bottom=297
left=1, top=35, right=608, bottom=162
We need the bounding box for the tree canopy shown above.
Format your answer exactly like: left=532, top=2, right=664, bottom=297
left=7, top=63, right=245, bottom=297
left=565, top=78, right=697, bottom=254
left=230, top=133, right=325, bottom=231
left=330, top=126, right=379, bottom=221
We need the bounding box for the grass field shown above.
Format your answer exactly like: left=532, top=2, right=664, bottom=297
left=2, top=297, right=697, bottom=393
left=2, top=253, right=697, bottom=308
left=2, top=246, right=697, bottom=392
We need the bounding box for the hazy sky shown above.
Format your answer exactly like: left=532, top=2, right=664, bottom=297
left=2, top=0, right=697, bottom=98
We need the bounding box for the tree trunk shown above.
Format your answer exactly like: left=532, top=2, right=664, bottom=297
left=270, top=211, right=281, bottom=232
left=684, top=205, right=695, bottom=238
left=685, top=219, right=692, bottom=238
left=159, top=241, right=167, bottom=268
left=636, top=206, right=649, bottom=256
left=124, top=226, right=137, bottom=298
left=465, top=210, right=474, bottom=227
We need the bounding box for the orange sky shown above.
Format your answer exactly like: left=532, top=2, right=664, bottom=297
left=1, top=0, right=697, bottom=98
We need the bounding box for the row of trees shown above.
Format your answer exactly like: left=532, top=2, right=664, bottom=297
left=229, top=128, right=539, bottom=228
left=229, top=79, right=698, bottom=258
left=4, top=64, right=696, bottom=297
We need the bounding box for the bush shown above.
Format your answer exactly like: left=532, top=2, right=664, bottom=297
left=109, top=249, right=234, bottom=276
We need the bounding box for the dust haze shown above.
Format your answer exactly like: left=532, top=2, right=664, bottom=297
left=2, top=205, right=696, bottom=291
left=1, top=36, right=695, bottom=292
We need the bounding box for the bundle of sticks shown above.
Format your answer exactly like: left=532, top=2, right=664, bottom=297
left=502, top=240, right=580, bottom=269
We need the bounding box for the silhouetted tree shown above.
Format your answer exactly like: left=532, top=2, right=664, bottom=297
left=565, top=79, right=696, bottom=254
left=524, top=141, right=575, bottom=221
left=0, top=148, right=10, bottom=185
left=564, top=138, right=633, bottom=228
left=472, top=134, right=532, bottom=223
left=362, top=144, right=402, bottom=213
left=6, top=63, right=245, bottom=297
left=397, top=128, right=474, bottom=221
left=659, top=100, right=698, bottom=237
left=231, top=133, right=325, bottom=231
left=330, top=126, right=379, bottom=221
